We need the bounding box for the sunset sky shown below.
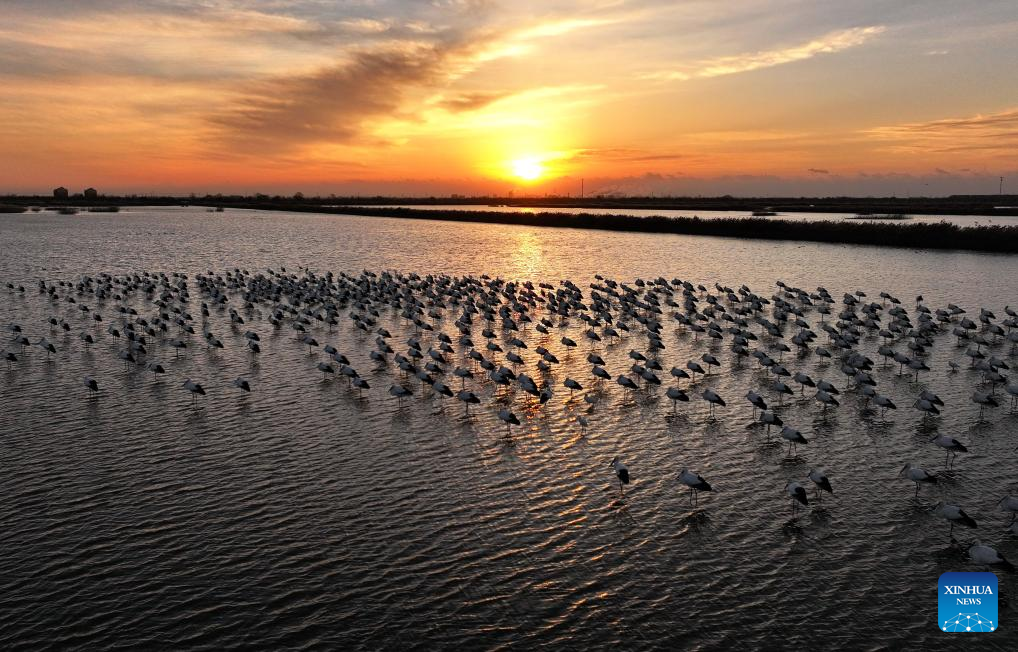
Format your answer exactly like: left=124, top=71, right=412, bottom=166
left=3, top=0, right=1017, bottom=196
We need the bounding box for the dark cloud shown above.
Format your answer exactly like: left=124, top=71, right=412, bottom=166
left=627, top=153, right=691, bottom=162
left=807, top=167, right=829, bottom=174
left=209, top=40, right=478, bottom=152
left=435, top=91, right=509, bottom=111
left=575, top=147, right=692, bottom=163
left=0, top=1, right=489, bottom=80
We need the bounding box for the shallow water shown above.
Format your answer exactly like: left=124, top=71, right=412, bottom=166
left=1, top=207, right=1017, bottom=650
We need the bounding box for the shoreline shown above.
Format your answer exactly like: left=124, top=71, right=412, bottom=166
left=3, top=194, right=1018, bottom=216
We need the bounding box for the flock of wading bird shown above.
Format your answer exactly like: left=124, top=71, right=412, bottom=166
left=3, top=269, right=1018, bottom=570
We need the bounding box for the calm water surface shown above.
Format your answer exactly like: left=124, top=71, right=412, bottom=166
left=1, top=206, right=1017, bottom=650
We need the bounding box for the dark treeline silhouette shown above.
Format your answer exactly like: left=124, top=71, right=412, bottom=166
left=228, top=204, right=1018, bottom=253
left=3, top=193, right=1018, bottom=216
left=335, top=194, right=1018, bottom=217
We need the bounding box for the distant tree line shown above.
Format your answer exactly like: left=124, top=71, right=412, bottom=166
left=226, top=203, right=1018, bottom=253
left=3, top=191, right=1017, bottom=216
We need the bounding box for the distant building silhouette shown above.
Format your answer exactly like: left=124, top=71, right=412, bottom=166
left=53, top=187, right=68, bottom=199
left=83, top=187, right=98, bottom=200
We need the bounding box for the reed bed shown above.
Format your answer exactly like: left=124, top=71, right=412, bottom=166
left=233, top=204, right=1018, bottom=253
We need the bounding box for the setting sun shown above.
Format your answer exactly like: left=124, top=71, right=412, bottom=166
left=510, top=157, right=544, bottom=182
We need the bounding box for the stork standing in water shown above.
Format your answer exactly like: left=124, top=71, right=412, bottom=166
left=971, top=391, right=999, bottom=422
left=931, top=435, right=967, bottom=469
left=1007, top=383, right=1018, bottom=413
left=666, top=386, right=688, bottom=412
left=815, top=389, right=839, bottom=421
left=780, top=426, right=808, bottom=456
left=997, top=496, right=1018, bottom=526
left=577, top=415, right=589, bottom=434
left=456, top=389, right=479, bottom=414
left=760, top=410, right=782, bottom=437
left=701, top=353, right=720, bottom=374
left=702, top=389, right=725, bottom=420
left=968, top=542, right=1015, bottom=572
left=609, top=457, right=630, bottom=495
left=453, top=366, right=473, bottom=389
left=182, top=379, right=205, bottom=409
left=317, top=361, right=335, bottom=380
left=746, top=390, right=767, bottom=417
left=83, top=375, right=98, bottom=397
left=792, top=372, right=815, bottom=396
left=36, top=337, right=56, bottom=360
left=616, top=375, right=638, bottom=402
left=912, top=397, right=940, bottom=422
left=873, top=395, right=896, bottom=421
left=678, top=468, right=712, bottom=505
left=563, top=377, right=582, bottom=397
left=388, top=384, right=412, bottom=406
left=498, top=408, right=520, bottom=436
left=937, top=502, right=977, bottom=538
left=118, top=349, right=136, bottom=370
left=786, top=481, right=809, bottom=516
left=900, top=463, right=937, bottom=497
left=807, top=469, right=833, bottom=504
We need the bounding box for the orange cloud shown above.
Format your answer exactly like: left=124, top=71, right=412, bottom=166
left=865, top=108, right=1018, bottom=157
left=643, top=26, right=886, bottom=81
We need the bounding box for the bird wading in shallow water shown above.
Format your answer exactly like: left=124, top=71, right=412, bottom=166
left=610, top=457, right=630, bottom=495
left=678, top=467, right=712, bottom=505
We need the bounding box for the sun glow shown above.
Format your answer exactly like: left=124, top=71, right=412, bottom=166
left=511, top=157, right=544, bottom=181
